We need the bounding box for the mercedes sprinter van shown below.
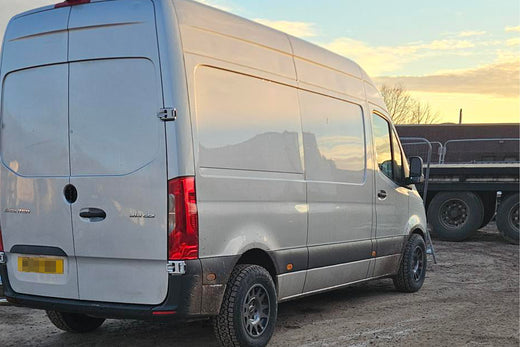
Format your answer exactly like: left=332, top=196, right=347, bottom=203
left=0, top=0, right=428, bottom=346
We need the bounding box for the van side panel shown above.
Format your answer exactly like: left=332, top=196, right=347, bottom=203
left=183, top=50, right=307, bottom=297
left=299, top=90, right=374, bottom=292
left=174, top=0, right=308, bottom=300
left=173, top=0, right=382, bottom=300
left=192, top=66, right=307, bottom=254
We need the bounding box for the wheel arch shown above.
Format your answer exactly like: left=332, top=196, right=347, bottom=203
left=406, top=210, right=427, bottom=240
left=410, top=227, right=426, bottom=240
left=235, top=248, right=278, bottom=288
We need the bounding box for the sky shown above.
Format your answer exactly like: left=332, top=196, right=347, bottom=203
left=0, top=0, right=518, bottom=124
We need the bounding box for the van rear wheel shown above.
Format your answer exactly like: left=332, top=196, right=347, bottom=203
left=213, top=264, right=277, bottom=347
left=46, top=310, right=105, bottom=333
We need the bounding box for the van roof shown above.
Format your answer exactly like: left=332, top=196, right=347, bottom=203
left=172, top=0, right=384, bottom=107
left=173, top=0, right=366, bottom=79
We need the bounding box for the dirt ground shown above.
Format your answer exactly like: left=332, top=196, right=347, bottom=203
left=0, top=223, right=518, bottom=347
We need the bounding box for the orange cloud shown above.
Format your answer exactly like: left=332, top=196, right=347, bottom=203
left=374, top=61, right=520, bottom=98
left=322, top=37, right=480, bottom=75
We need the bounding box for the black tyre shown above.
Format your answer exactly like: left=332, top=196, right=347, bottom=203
left=496, top=193, right=519, bottom=245
left=213, top=264, right=277, bottom=347
left=393, top=234, right=427, bottom=293
left=46, top=311, right=105, bottom=333
left=427, top=192, right=484, bottom=241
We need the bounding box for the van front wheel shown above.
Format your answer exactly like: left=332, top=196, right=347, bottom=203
left=213, top=264, right=277, bottom=347
left=393, top=234, right=427, bottom=293
left=46, top=310, right=105, bottom=333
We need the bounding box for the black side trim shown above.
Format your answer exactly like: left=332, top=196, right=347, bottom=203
left=308, top=240, right=372, bottom=269
left=0, top=259, right=205, bottom=321
left=269, top=247, right=308, bottom=274
left=10, top=245, right=67, bottom=257
left=376, top=236, right=405, bottom=257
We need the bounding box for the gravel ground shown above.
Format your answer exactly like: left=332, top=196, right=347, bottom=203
left=0, top=223, right=518, bottom=347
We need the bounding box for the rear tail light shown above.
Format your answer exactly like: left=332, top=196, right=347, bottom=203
left=168, top=177, right=198, bottom=260
left=55, top=0, right=90, bottom=8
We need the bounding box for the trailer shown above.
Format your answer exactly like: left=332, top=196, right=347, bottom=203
left=397, top=124, right=519, bottom=244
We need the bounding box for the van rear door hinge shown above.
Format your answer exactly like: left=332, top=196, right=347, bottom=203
left=157, top=107, right=177, bottom=122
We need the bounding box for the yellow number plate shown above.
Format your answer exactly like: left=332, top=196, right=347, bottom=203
left=18, top=257, right=64, bottom=274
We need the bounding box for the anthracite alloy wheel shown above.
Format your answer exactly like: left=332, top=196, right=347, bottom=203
left=242, top=284, right=271, bottom=338
left=213, top=264, right=277, bottom=347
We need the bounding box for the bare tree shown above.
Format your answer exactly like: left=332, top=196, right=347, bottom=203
left=380, top=84, right=440, bottom=124
left=408, top=100, right=440, bottom=124
left=380, top=84, right=413, bottom=124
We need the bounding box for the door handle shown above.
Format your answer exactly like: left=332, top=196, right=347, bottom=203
left=79, top=208, right=106, bottom=221
left=377, top=190, right=387, bottom=199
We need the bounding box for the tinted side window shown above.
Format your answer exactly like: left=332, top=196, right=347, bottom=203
left=372, top=114, right=393, bottom=180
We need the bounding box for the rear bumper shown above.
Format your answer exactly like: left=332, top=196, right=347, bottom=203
left=0, top=259, right=211, bottom=321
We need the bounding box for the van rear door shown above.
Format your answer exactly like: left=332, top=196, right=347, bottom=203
left=1, top=0, right=168, bottom=305
left=67, top=0, right=168, bottom=305
left=0, top=9, right=79, bottom=299
left=68, top=58, right=167, bottom=305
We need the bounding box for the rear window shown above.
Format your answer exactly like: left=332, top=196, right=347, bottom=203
left=1, top=64, right=69, bottom=177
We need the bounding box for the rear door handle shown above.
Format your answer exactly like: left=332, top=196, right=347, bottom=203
left=79, top=208, right=106, bottom=221
left=377, top=190, right=387, bottom=199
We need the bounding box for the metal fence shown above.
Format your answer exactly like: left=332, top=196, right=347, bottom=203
left=401, top=138, right=520, bottom=164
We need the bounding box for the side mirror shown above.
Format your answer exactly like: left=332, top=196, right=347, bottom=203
left=407, top=156, right=424, bottom=184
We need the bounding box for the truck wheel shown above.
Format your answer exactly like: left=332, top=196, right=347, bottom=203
left=393, top=234, right=427, bottom=293
left=213, top=264, right=277, bottom=347
left=427, top=192, right=484, bottom=241
left=496, top=193, right=519, bottom=245
left=46, top=311, right=105, bottom=333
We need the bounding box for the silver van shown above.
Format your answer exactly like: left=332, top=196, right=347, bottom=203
left=0, top=0, right=428, bottom=346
